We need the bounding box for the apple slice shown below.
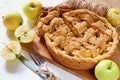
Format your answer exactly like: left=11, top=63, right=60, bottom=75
left=0, top=41, right=22, bottom=61
left=15, top=25, right=37, bottom=43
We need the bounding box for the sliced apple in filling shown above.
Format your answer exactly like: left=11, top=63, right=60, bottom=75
left=0, top=41, right=22, bottom=61
left=15, top=25, right=37, bottom=43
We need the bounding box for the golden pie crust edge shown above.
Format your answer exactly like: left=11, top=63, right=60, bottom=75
left=43, top=9, right=119, bottom=70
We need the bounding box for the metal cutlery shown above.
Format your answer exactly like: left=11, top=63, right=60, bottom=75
left=19, top=37, right=61, bottom=80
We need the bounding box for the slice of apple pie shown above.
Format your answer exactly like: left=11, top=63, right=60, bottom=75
left=36, top=9, right=118, bottom=70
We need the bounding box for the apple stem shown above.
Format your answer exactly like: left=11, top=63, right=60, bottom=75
left=108, top=61, right=112, bottom=70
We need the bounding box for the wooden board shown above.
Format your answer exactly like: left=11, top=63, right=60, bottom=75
left=31, top=37, right=120, bottom=80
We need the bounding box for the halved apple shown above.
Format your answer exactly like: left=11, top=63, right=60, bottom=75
left=15, top=25, right=37, bottom=43
left=0, top=41, right=22, bottom=61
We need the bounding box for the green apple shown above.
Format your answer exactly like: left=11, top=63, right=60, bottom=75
left=106, top=8, right=120, bottom=27
left=14, top=25, right=37, bottom=43
left=95, top=59, right=120, bottom=80
left=0, top=41, right=22, bottom=61
left=23, top=0, right=42, bottom=19
left=2, top=11, right=23, bottom=31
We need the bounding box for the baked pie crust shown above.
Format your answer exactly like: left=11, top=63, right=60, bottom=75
left=36, top=9, right=118, bottom=70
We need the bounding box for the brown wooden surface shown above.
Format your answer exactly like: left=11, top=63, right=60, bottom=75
left=91, top=0, right=120, bottom=9
left=32, top=37, right=120, bottom=80
left=32, top=0, right=120, bottom=80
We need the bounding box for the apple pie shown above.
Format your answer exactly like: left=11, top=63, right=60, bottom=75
left=36, top=9, right=118, bottom=70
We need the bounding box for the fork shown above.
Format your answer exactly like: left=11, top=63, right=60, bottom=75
left=21, top=37, right=61, bottom=80
left=21, top=38, right=50, bottom=80
left=22, top=41, right=49, bottom=80
left=28, top=46, right=49, bottom=79
left=28, top=46, right=61, bottom=80
left=22, top=37, right=61, bottom=80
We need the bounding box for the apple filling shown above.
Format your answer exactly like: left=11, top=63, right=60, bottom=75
left=36, top=9, right=118, bottom=70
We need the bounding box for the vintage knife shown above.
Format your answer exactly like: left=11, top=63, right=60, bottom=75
left=18, top=55, right=48, bottom=80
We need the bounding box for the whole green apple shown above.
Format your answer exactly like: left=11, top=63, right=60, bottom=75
left=23, top=0, right=42, bottom=19
left=106, top=8, right=120, bottom=27
left=2, top=11, right=23, bottom=31
left=95, top=59, right=120, bottom=80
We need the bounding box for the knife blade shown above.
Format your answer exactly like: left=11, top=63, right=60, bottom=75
left=18, top=55, right=47, bottom=80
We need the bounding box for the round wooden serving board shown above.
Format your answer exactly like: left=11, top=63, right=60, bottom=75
left=30, top=37, right=120, bottom=80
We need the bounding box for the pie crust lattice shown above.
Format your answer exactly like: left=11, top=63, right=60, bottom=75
left=36, top=9, right=118, bottom=70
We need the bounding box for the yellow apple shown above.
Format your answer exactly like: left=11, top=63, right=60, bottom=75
left=23, top=0, right=42, bottom=19
left=106, top=8, right=120, bottom=27
left=2, top=11, right=23, bottom=31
